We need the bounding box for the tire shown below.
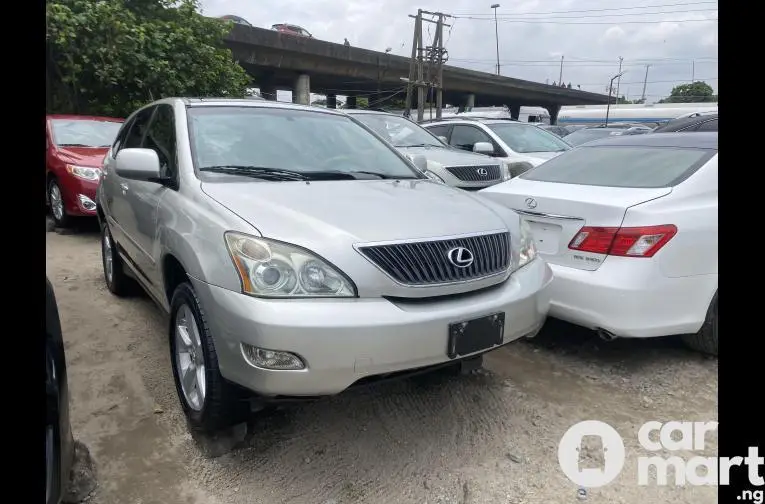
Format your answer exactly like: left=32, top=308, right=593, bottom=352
left=101, top=225, right=135, bottom=296
left=48, top=178, right=71, bottom=228
left=682, top=293, right=718, bottom=356
left=169, top=282, right=247, bottom=433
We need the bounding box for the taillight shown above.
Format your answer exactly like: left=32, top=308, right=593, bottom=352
left=568, top=225, right=677, bottom=258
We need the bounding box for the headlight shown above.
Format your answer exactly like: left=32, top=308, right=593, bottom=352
left=66, top=164, right=101, bottom=181
left=425, top=170, right=446, bottom=183
left=224, top=232, right=356, bottom=298
left=517, top=218, right=537, bottom=269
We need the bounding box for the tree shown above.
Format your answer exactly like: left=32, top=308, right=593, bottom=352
left=658, top=81, right=717, bottom=104
left=46, top=0, right=251, bottom=117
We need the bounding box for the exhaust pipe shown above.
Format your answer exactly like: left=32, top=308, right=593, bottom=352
left=596, top=328, right=617, bottom=342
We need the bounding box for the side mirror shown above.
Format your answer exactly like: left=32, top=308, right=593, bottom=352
left=437, top=136, right=448, bottom=143
left=410, top=154, right=428, bottom=172
left=473, top=142, right=494, bottom=155
left=115, top=148, right=161, bottom=182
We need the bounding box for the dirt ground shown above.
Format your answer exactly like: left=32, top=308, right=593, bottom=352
left=46, top=224, right=718, bottom=504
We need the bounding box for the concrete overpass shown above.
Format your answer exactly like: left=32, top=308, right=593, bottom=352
left=222, top=25, right=612, bottom=123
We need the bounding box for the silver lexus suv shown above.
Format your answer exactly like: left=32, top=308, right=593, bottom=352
left=96, top=98, right=552, bottom=433
left=344, top=109, right=509, bottom=190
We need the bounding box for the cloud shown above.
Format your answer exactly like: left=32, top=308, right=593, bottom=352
left=202, top=0, right=718, bottom=103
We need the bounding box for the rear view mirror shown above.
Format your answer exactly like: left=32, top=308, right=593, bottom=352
left=437, top=136, right=448, bottom=143
left=473, top=142, right=494, bottom=155
left=409, top=154, right=428, bottom=172
left=115, top=148, right=161, bottom=182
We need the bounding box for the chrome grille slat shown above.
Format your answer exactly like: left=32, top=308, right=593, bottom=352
left=358, top=232, right=511, bottom=286
left=444, top=164, right=502, bottom=182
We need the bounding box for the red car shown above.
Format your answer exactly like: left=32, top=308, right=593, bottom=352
left=271, top=23, right=313, bottom=38
left=46, top=115, right=123, bottom=227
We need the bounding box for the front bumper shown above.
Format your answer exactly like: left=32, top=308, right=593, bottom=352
left=61, top=176, right=98, bottom=216
left=191, top=257, right=552, bottom=396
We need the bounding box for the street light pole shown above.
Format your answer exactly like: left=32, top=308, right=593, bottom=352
left=491, top=4, right=500, bottom=75
left=605, top=71, right=624, bottom=126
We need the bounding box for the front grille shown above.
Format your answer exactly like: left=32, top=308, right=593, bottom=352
left=357, top=232, right=511, bottom=286
left=445, top=164, right=502, bottom=182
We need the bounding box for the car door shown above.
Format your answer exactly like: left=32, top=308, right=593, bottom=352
left=120, top=104, right=179, bottom=291
left=449, top=124, right=501, bottom=155
left=104, top=105, right=156, bottom=278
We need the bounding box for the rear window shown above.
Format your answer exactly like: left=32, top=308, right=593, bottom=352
left=519, top=146, right=715, bottom=188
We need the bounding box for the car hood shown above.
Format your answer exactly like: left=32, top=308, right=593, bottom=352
left=397, top=145, right=496, bottom=166
left=201, top=179, right=508, bottom=245
left=54, top=146, right=109, bottom=167
left=520, top=151, right=565, bottom=165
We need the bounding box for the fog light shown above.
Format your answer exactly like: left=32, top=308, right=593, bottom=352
left=240, top=343, right=305, bottom=370
left=77, top=194, right=96, bottom=211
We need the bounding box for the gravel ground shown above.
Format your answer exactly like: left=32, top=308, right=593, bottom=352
left=46, top=224, right=718, bottom=504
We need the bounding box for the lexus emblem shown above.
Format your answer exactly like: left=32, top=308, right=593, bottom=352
left=525, top=197, right=538, bottom=209
left=447, top=247, right=475, bottom=268
left=476, top=168, right=488, bottom=176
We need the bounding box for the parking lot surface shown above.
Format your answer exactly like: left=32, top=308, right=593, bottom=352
left=47, top=226, right=718, bottom=504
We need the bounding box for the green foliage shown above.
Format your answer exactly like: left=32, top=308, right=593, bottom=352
left=658, top=81, right=717, bottom=104
left=46, top=0, right=251, bottom=117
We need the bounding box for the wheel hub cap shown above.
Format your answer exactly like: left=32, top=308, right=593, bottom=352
left=174, top=304, right=206, bottom=411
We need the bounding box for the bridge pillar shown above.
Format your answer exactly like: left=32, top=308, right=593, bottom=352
left=259, top=82, right=277, bottom=101
left=326, top=94, right=337, bottom=109
left=458, top=93, right=475, bottom=113
left=346, top=96, right=357, bottom=109
left=509, top=104, right=521, bottom=120
left=293, top=74, right=311, bottom=105
left=547, top=104, right=561, bottom=125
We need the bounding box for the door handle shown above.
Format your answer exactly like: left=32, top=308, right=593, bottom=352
left=119, top=183, right=129, bottom=192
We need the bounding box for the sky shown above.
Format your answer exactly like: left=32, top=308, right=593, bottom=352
left=200, top=0, right=718, bottom=104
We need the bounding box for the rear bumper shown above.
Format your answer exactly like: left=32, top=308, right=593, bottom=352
left=547, top=258, right=717, bottom=338
left=192, top=257, right=553, bottom=396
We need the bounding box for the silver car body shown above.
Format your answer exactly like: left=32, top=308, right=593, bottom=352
left=344, top=109, right=508, bottom=190
left=423, top=118, right=572, bottom=178
left=97, top=98, right=552, bottom=397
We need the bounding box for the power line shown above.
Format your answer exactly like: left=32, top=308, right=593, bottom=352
left=455, top=16, right=717, bottom=25
left=455, top=8, right=717, bottom=21
left=447, top=58, right=716, bottom=67
left=449, top=1, right=718, bottom=16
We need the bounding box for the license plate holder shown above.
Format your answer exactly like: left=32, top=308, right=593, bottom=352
left=447, top=312, right=505, bottom=359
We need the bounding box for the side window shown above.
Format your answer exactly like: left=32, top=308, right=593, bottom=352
left=122, top=107, right=156, bottom=150
left=142, top=105, right=178, bottom=181
left=450, top=125, right=493, bottom=151
left=111, top=117, right=135, bottom=156
left=696, top=119, right=718, bottom=132
left=427, top=125, right=452, bottom=140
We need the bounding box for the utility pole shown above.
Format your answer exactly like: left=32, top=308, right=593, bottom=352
left=640, top=64, right=650, bottom=103
left=491, top=4, right=501, bottom=75
left=615, top=56, right=623, bottom=103
left=558, top=55, right=564, bottom=85
left=404, top=10, right=451, bottom=121
left=691, top=60, right=695, bottom=82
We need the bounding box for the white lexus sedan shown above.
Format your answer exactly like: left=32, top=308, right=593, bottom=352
left=478, top=132, right=718, bottom=355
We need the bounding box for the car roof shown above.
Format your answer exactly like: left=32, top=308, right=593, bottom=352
left=423, top=117, right=522, bottom=126
left=581, top=131, right=718, bottom=149
left=342, top=109, right=398, bottom=116
left=148, top=97, right=347, bottom=117
left=47, top=114, right=124, bottom=122
left=654, top=113, right=718, bottom=132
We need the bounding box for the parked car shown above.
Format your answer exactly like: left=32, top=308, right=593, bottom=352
left=271, top=23, right=313, bottom=37
left=46, top=278, right=75, bottom=504
left=653, top=113, right=718, bottom=133
left=220, top=15, right=253, bottom=27
left=46, top=115, right=124, bottom=227
left=344, top=109, right=508, bottom=189
left=96, top=98, right=553, bottom=433
left=422, top=117, right=572, bottom=178
left=562, top=126, right=629, bottom=147
left=478, top=132, right=718, bottom=355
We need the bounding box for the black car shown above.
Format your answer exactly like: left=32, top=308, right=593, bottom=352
left=562, top=126, right=628, bottom=147
left=47, top=278, right=75, bottom=504
left=653, top=113, right=718, bottom=133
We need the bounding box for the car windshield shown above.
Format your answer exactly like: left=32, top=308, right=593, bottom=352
left=50, top=119, right=123, bottom=148
left=187, top=107, right=422, bottom=180
left=520, top=145, right=715, bottom=188
left=353, top=113, right=444, bottom=148
left=563, top=128, right=623, bottom=146
left=486, top=123, right=571, bottom=153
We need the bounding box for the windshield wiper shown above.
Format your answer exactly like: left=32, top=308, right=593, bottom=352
left=199, top=165, right=365, bottom=181
left=346, top=170, right=419, bottom=180
left=397, top=143, right=439, bottom=148
left=58, top=143, right=95, bottom=147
